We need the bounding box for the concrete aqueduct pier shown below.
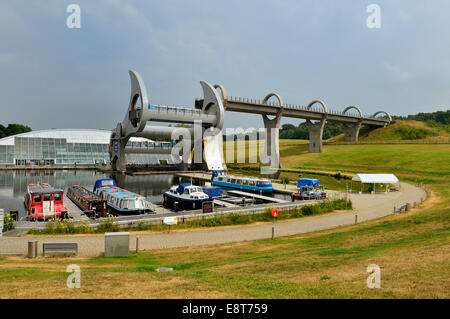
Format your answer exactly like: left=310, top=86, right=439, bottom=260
left=110, top=70, right=391, bottom=173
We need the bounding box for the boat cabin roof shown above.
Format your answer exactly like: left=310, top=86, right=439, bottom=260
left=176, top=183, right=203, bottom=194
left=28, top=183, right=63, bottom=195
left=71, top=185, right=102, bottom=201
left=98, top=186, right=144, bottom=200
left=297, top=178, right=319, bottom=188
left=219, top=175, right=271, bottom=183
left=94, top=178, right=117, bottom=191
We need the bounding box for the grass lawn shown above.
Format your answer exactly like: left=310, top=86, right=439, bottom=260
left=0, top=141, right=448, bottom=298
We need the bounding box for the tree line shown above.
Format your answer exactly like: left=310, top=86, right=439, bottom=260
left=279, top=122, right=343, bottom=140
left=392, top=110, right=449, bottom=125
left=0, top=124, right=32, bottom=139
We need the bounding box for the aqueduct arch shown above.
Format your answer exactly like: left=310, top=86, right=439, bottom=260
left=372, top=111, right=392, bottom=125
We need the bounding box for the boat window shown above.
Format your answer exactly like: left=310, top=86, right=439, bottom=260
left=231, top=179, right=236, bottom=184
left=33, top=195, right=42, bottom=203
left=54, top=193, right=62, bottom=201
left=127, top=199, right=145, bottom=209
left=43, top=194, right=52, bottom=201
left=184, top=189, right=190, bottom=195
left=101, top=180, right=115, bottom=186
left=243, top=180, right=249, bottom=185
left=249, top=181, right=255, bottom=186
left=237, top=179, right=242, bottom=184
left=195, top=187, right=202, bottom=193
left=134, top=199, right=140, bottom=209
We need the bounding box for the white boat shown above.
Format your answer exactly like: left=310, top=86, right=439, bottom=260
left=163, top=183, right=210, bottom=211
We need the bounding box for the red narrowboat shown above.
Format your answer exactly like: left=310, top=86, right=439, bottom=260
left=24, top=182, right=67, bottom=220
left=67, top=185, right=108, bottom=218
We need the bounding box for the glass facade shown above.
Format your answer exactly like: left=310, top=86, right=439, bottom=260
left=0, top=136, right=109, bottom=165
left=0, top=130, right=174, bottom=166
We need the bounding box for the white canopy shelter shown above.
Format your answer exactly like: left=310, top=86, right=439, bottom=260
left=352, top=174, right=399, bottom=184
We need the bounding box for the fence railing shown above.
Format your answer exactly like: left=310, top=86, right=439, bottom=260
left=81, top=201, right=313, bottom=229
left=148, top=104, right=216, bottom=121
left=324, top=138, right=450, bottom=145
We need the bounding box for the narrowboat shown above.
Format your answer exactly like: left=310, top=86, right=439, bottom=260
left=67, top=185, right=108, bottom=218
left=93, top=178, right=151, bottom=215
left=163, top=183, right=210, bottom=211
left=210, top=170, right=273, bottom=193
left=24, top=182, right=67, bottom=220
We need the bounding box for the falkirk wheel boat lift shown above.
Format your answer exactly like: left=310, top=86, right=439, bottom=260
left=109, top=70, right=227, bottom=175
left=109, top=70, right=392, bottom=177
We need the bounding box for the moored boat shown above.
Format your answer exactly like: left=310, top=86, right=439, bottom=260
left=24, top=182, right=67, bottom=220
left=93, top=178, right=151, bottom=215
left=211, top=170, right=273, bottom=193
left=291, top=178, right=326, bottom=201
left=163, top=183, right=210, bottom=211
left=67, top=185, right=108, bottom=218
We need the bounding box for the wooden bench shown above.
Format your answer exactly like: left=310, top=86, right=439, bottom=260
left=43, top=243, right=78, bottom=256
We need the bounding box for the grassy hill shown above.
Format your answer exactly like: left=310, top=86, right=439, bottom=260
left=327, top=120, right=450, bottom=143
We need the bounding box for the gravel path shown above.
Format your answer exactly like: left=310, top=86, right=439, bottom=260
left=0, top=182, right=426, bottom=257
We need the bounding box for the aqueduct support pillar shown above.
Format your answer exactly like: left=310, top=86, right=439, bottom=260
left=260, top=93, right=284, bottom=174
left=261, top=114, right=282, bottom=169
left=343, top=121, right=362, bottom=142
left=110, top=124, right=128, bottom=173
left=306, top=100, right=328, bottom=153
left=342, top=106, right=363, bottom=142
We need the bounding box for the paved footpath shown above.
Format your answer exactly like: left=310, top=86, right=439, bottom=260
left=0, top=183, right=426, bottom=257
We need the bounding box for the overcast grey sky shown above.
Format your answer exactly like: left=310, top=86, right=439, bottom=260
left=0, top=0, right=449, bottom=130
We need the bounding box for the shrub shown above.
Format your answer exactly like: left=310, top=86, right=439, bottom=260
left=27, top=199, right=353, bottom=235
left=2, top=212, right=15, bottom=232
left=334, top=172, right=343, bottom=180
left=136, top=221, right=148, bottom=231
left=301, top=204, right=321, bottom=216
left=395, top=126, right=438, bottom=140
left=97, top=216, right=119, bottom=233
left=77, top=221, right=91, bottom=234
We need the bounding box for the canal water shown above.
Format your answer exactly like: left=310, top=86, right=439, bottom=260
left=0, top=170, right=289, bottom=218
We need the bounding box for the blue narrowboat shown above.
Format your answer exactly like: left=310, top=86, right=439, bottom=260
left=210, top=170, right=273, bottom=193
left=93, top=178, right=151, bottom=215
